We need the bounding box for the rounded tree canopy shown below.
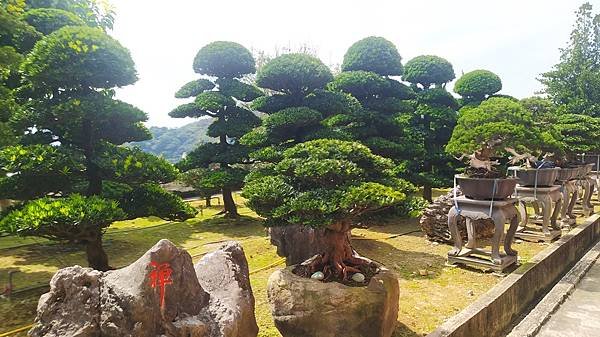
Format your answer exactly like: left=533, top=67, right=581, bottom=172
left=22, top=26, right=137, bottom=89
left=417, top=87, right=458, bottom=109
left=554, top=114, right=600, bottom=155
left=446, top=97, right=542, bottom=156
left=175, top=79, right=215, bottom=98
left=327, top=71, right=389, bottom=99
left=193, top=41, right=255, bottom=78
left=341, top=36, right=403, bottom=76
left=0, top=7, right=42, bottom=52
left=453, top=69, right=502, bottom=100
left=403, top=55, right=455, bottom=87
left=256, top=53, right=333, bottom=95
left=241, top=139, right=410, bottom=228
left=22, top=8, right=85, bottom=35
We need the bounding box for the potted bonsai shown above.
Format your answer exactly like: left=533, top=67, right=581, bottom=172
left=505, top=149, right=560, bottom=187
left=242, top=139, right=412, bottom=337
left=446, top=97, right=545, bottom=199
left=554, top=114, right=600, bottom=179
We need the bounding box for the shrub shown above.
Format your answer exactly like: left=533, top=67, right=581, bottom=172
left=454, top=69, right=502, bottom=102
left=341, top=36, right=403, bottom=76
left=193, top=41, right=255, bottom=78
left=120, top=183, right=197, bottom=221
left=256, top=53, right=333, bottom=95
left=403, top=55, right=455, bottom=87
left=22, top=8, right=85, bottom=35
left=22, top=26, right=136, bottom=88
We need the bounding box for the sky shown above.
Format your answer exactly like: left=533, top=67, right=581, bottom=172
left=109, top=0, right=598, bottom=128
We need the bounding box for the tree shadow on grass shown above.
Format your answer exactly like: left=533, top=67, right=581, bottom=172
left=352, top=238, right=447, bottom=280
left=393, top=321, right=423, bottom=337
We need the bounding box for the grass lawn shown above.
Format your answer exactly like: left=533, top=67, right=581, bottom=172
left=0, top=192, right=586, bottom=337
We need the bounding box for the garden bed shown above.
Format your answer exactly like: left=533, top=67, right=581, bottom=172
left=0, top=194, right=550, bottom=337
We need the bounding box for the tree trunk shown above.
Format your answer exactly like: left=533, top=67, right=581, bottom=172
left=85, top=235, right=109, bottom=271
left=83, top=119, right=102, bottom=196
left=205, top=196, right=212, bottom=207
left=304, top=222, right=368, bottom=280
left=222, top=188, right=238, bottom=218
left=423, top=184, right=433, bottom=202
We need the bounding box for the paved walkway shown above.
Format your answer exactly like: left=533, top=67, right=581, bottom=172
left=537, top=258, right=600, bottom=337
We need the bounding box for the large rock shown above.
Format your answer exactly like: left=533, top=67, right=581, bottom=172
left=29, top=239, right=258, bottom=337
left=195, top=241, right=259, bottom=337
left=419, top=188, right=495, bottom=243
left=268, top=267, right=399, bottom=337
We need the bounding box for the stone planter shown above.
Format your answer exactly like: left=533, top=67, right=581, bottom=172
left=509, top=167, right=560, bottom=187
left=455, top=175, right=517, bottom=200
left=556, top=167, right=579, bottom=182
left=267, top=267, right=399, bottom=337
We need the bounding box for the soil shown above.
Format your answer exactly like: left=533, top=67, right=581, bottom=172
left=465, top=167, right=505, bottom=179
left=293, top=256, right=380, bottom=287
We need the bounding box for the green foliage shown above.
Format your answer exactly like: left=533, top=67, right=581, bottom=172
left=193, top=41, right=255, bottom=78
left=341, top=36, right=403, bottom=76
left=304, top=89, right=361, bottom=116
left=256, top=53, right=333, bottom=95
left=195, top=91, right=235, bottom=112
left=97, top=146, right=178, bottom=185
left=242, top=139, right=412, bottom=228
left=174, top=79, right=215, bottom=98
left=0, top=7, right=41, bottom=52
left=169, top=102, right=206, bottom=118
left=0, top=194, right=125, bottom=240
left=263, top=107, right=322, bottom=139
left=554, top=113, right=600, bottom=155
left=417, top=87, right=458, bottom=109
left=250, top=94, right=298, bottom=113
left=327, top=71, right=389, bottom=99
left=179, top=168, right=221, bottom=198
left=22, top=7, right=85, bottom=34
left=22, top=26, right=136, bottom=89
left=26, top=0, right=116, bottom=30
left=0, top=144, right=83, bottom=199
left=520, top=96, right=557, bottom=124
left=403, top=55, right=455, bottom=88
left=206, top=108, right=260, bottom=138
left=540, top=3, right=600, bottom=117
left=453, top=69, right=502, bottom=102
left=120, top=183, right=197, bottom=221
left=217, top=78, right=262, bottom=102
left=446, top=97, right=542, bottom=156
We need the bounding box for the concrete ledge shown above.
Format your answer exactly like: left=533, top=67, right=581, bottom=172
left=427, top=214, right=600, bottom=337
left=506, top=239, right=600, bottom=337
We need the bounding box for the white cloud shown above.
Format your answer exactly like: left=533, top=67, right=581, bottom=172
left=110, top=0, right=596, bottom=127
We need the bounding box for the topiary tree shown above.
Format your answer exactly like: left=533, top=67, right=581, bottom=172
left=327, top=37, right=424, bottom=199
left=403, top=55, right=458, bottom=201
left=403, top=55, right=455, bottom=89
left=341, top=36, right=403, bottom=76
left=242, top=139, right=413, bottom=280
left=22, top=7, right=85, bottom=34
left=454, top=69, right=502, bottom=104
left=446, top=97, right=544, bottom=157
left=179, top=168, right=221, bottom=207
left=242, top=53, right=357, bottom=164
left=1, top=26, right=195, bottom=271
left=171, top=41, right=261, bottom=218
left=0, top=194, right=126, bottom=270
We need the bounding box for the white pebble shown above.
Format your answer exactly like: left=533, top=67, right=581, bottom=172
left=310, top=271, right=324, bottom=280
left=351, top=273, right=366, bottom=283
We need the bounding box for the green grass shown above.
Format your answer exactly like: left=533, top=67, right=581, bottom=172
left=1, top=192, right=586, bottom=337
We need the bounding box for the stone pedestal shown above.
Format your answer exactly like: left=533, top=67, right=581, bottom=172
left=447, top=197, right=519, bottom=272
left=267, top=267, right=399, bottom=337
left=573, top=177, right=595, bottom=217
left=559, top=180, right=578, bottom=227
left=514, top=185, right=562, bottom=242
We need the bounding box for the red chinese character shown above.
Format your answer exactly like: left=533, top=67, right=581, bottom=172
left=149, top=261, right=173, bottom=307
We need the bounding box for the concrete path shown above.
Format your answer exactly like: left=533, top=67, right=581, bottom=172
left=536, top=258, right=600, bottom=337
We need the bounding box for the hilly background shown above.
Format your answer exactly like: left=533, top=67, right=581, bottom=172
left=130, top=119, right=213, bottom=163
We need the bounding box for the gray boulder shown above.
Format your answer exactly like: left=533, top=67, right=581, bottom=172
left=195, top=241, right=259, bottom=337
left=29, top=239, right=257, bottom=337
left=268, top=267, right=399, bottom=337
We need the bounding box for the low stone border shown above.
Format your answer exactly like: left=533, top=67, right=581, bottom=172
left=506, top=239, right=600, bottom=337
left=427, top=213, right=600, bottom=337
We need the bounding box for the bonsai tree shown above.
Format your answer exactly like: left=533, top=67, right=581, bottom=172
left=22, top=7, right=85, bottom=34
left=179, top=168, right=221, bottom=207
left=327, top=37, right=422, bottom=181
left=446, top=97, right=543, bottom=177
left=242, top=53, right=357, bottom=162
left=454, top=69, right=502, bottom=105
left=554, top=114, right=600, bottom=160
left=242, top=139, right=413, bottom=281
left=403, top=55, right=458, bottom=201
left=171, top=41, right=261, bottom=218
left=0, top=26, right=196, bottom=271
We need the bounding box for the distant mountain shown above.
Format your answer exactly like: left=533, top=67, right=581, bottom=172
left=130, top=119, right=214, bottom=163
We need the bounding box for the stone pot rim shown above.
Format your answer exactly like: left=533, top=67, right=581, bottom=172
left=455, top=174, right=518, bottom=182
left=284, top=264, right=391, bottom=290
